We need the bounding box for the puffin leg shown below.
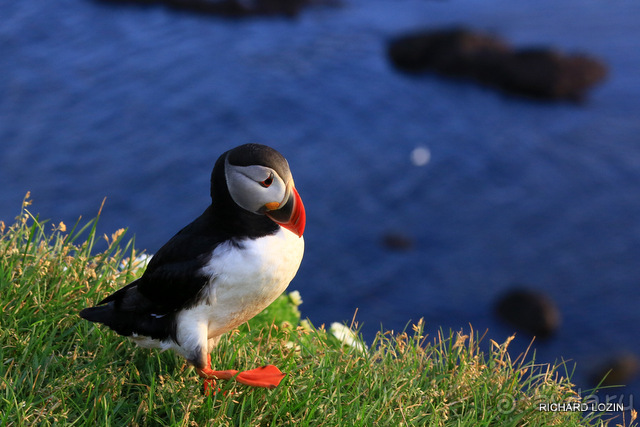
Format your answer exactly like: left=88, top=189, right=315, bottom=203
left=196, top=355, right=286, bottom=394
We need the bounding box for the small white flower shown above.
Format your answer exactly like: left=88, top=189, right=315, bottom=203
left=284, top=341, right=301, bottom=352
left=330, top=322, right=367, bottom=353
left=300, top=319, right=313, bottom=331
left=119, top=253, right=153, bottom=272
left=289, top=290, right=303, bottom=306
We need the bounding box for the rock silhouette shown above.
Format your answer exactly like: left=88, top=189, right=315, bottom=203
left=388, top=27, right=607, bottom=101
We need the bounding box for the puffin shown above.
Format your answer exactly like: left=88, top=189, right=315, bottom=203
left=79, top=143, right=305, bottom=393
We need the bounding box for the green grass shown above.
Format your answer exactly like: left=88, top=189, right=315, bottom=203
left=0, top=195, right=637, bottom=426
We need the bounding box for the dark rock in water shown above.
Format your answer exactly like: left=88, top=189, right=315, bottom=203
left=494, top=287, right=561, bottom=338
left=388, top=28, right=510, bottom=74
left=382, top=232, right=414, bottom=251
left=484, top=48, right=608, bottom=101
left=590, top=353, right=640, bottom=387
left=93, top=0, right=336, bottom=17
left=387, top=27, right=608, bottom=101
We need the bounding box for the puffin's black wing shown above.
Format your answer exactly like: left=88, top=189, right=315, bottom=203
left=134, top=205, right=239, bottom=310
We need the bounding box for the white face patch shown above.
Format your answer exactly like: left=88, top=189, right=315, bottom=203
left=224, top=159, right=288, bottom=213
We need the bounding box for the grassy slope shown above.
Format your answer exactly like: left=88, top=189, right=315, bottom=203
left=0, top=198, right=636, bottom=426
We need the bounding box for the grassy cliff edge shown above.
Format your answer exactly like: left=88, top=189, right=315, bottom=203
left=0, top=197, right=636, bottom=426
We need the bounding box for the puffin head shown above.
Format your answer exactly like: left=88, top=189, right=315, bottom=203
left=215, top=144, right=305, bottom=237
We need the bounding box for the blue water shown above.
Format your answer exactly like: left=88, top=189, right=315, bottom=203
left=2, top=0, right=639, bottom=406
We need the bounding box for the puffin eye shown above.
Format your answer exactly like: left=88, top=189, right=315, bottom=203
left=260, top=175, right=273, bottom=188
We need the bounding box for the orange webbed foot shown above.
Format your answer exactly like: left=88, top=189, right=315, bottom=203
left=197, top=355, right=286, bottom=394
left=234, top=365, right=286, bottom=389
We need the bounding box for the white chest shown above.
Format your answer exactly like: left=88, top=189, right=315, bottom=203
left=195, top=227, right=304, bottom=337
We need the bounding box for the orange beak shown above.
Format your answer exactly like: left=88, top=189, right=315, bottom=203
left=265, top=186, right=306, bottom=237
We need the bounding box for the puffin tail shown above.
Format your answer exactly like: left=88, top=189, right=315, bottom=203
left=79, top=280, right=138, bottom=329
left=79, top=287, right=174, bottom=340
left=79, top=303, right=115, bottom=325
